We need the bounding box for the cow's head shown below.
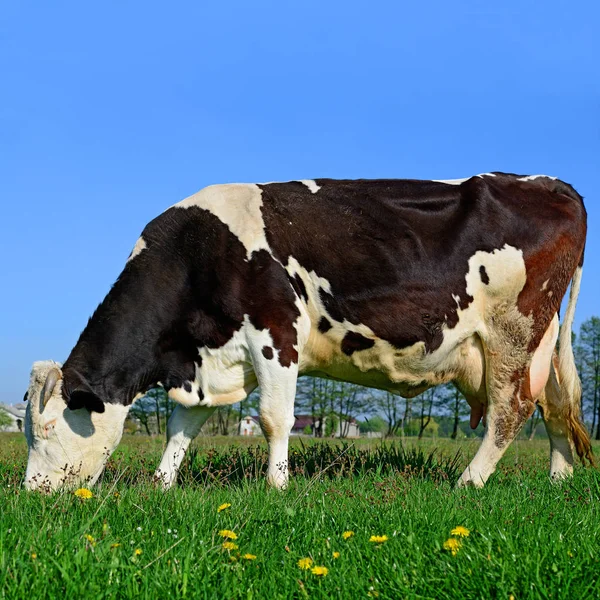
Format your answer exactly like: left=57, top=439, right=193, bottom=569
left=24, top=361, right=129, bottom=492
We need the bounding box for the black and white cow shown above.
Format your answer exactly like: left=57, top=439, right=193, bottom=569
left=24, top=173, right=592, bottom=491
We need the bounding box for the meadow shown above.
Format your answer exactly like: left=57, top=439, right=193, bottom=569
left=0, top=433, right=599, bottom=599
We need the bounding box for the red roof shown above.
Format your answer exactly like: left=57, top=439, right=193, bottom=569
left=292, top=415, right=314, bottom=429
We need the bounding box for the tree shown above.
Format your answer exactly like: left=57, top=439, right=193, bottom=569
left=129, top=395, right=154, bottom=435
left=129, top=387, right=175, bottom=435
left=358, top=414, right=387, bottom=435
left=435, top=384, right=470, bottom=440
left=0, top=408, right=13, bottom=430
left=296, top=377, right=336, bottom=437
left=527, top=406, right=543, bottom=440
left=417, top=388, right=436, bottom=439
left=336, top=382, right=369, bottom=438
left=577, top=317, right=600, bottom=438
left=374, top=391, right=409, bottom=437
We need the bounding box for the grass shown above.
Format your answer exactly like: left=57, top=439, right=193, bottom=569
left=1, top=433, right=599, bottom=599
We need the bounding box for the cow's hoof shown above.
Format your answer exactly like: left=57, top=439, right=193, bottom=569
left=455, top=476, right=485, bottom=489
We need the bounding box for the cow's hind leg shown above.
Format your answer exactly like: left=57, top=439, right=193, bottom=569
left=457, top=313, right=557, bottom=487
left=538, top=363, right=575, bottom=480
left=154, top=405, right=215, bottom=489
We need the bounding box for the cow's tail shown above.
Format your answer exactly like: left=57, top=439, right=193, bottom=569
left=558, top=265, right=594, bottom=465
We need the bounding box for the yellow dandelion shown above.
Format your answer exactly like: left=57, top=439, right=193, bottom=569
left=242, top=553, right=257, bottom=560
left=218, top=529, right=238, bottom=540
left=311, top=565, right=328, bottom=576
left=342, top=531, right=354, bottom=540
left=74, top=488, right=93, bottom=499
left=333, top=551, right=340, bottom=559
left=110, top=543, right=121, bottom=549
left=217, top=503, right=231, bottom=513
left=443, top=538, right=462, bottom=556
left=297, top=557, right=314, bottom=570
left=84, top=534, right=95, bottom=546
left=509, top=596, right=515, bottom=600
left=134, top=548, right=142, bottom=556
left=450, top=526, right=470, bottom=538
left=369, top=535, right=388, bottom=544
left=222, top=541, right=238, bottom=551
left=31, top=553, right=37, bottom=560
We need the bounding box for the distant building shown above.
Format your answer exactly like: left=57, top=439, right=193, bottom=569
left=291, top=415, right=361, bottom=438
left=237, top=414, right=361, bottom=438
left=238, top=416, right=262, bottom=436
left=0, top=402, right=27, bottom=433
left=291, top=415, right=314, bottom=435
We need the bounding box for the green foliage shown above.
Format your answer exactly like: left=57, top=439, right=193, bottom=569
left=405, top=416, right=440, bottom=437
left=325, top=413, right=338, bottom=437
left=0, top=408, right=13, bottom=429
left=358, top=414, right=387, bottom=433
left=302, top=424, right=313, bottom=435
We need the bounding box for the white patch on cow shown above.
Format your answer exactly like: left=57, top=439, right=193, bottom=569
left=298, top=179, right=321, bottom=194
left=432, top=178, right=469, bottom=185
left=127, top=237, right=147, bottom=262
left=517, top=174, right=557, bottom=182
left=541, top=279, right=549, bottom=291
left=164, top=317, right=261, bottom=411
left=433, top=173, right=497, bottom=185
left=175, top=184, right=270, bottom=259
left=24, top=361, right=130, bottom=491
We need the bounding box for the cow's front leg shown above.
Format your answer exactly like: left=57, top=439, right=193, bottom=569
left=253, top=354, right=298, bottom=489
left=155, top=404, right=215, bottom=489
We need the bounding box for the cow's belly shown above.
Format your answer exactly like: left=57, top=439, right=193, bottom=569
left=300, top=323, right=486, bottom=399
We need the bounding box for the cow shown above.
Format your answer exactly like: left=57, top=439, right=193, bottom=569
left=24, top=172, right=593, bottom=492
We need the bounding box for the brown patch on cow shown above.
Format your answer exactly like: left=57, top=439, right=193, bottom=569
left=262, top=346, right=274, bottom=360
left=514, top=182, right=586, bottom=352
left=494, top=367, right=535, bottom=447
left=341, top=332, right=375, bottom=356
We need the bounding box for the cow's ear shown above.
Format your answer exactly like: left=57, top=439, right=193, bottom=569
left=67, top=390, right=105, bottom=414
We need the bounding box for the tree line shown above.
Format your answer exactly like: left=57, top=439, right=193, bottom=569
left=127, top=317, right=600, bottom=439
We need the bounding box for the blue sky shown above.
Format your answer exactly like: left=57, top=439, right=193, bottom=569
left=0, top=1, right=598, bottom=403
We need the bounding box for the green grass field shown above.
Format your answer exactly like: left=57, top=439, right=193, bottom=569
left=1, top=433, right=599, bottom=599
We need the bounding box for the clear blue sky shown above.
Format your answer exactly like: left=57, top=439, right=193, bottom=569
left=0, top=1, right=598, bottom=403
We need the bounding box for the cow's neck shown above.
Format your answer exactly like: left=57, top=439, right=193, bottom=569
left=62, top=258, right=194, bottom=406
